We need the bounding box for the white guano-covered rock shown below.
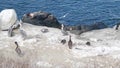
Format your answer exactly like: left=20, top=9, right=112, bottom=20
left=0, top=9, right=17, bottom=30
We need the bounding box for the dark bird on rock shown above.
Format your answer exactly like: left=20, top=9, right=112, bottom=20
left=15, top=41, right=22, bottom=56
left=115, top=23, right=120, bottom=30
left=86, top=41, right=91, bottom=46
left=61, top=39, right=66, bottom=44
left=68, top=35, right=73, bottom=49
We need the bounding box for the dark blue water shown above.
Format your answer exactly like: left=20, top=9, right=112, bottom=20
left=1, top=0, right=120, bottom=27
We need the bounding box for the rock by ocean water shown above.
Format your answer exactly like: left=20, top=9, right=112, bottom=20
left=0, top=9, right=17, bottom=30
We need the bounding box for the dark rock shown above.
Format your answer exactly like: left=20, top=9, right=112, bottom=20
left=22, top=11, right=61, bottom=28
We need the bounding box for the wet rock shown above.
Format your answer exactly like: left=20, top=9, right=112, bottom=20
left=22, top=11, right=61, bottom=28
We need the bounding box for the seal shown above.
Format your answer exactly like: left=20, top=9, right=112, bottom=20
left=69, top=22, right=107, bottom=35
left=22, top=11, right=61, bottom=28
left=68, top=35, right=73, bottom=49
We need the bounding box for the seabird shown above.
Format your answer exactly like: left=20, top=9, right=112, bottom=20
left=86, top=41, right=91, bottom=46
left=61, top=24, right=68, bottom=35
left=68, top=35, right=73, bottom=49
left=61, top=39, right=66, bottom=44
left=14, top=41, right=22, bottom=56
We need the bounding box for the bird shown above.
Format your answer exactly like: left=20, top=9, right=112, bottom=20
left=86, top=41, right=91, bottom=46
left=14, top=41, right=22, bottom=56
left=8, top=20, right=21, bottom=37
left=19, top=29, right=27, bottom=40
left=19, top=20, right=27, bottom=40
left=61, top=24, right=68, bottom=35
left=68, top=35, right=73, bottom=49
left=61, top=39, right=66, bottom=44
left=115, top=23, right=120, bottom=30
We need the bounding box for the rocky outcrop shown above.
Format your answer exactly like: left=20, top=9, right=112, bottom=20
left=0, top=22, right=120, bottom=68
left=0, top=9, right=17, bottom=30
left=22, top=11, right=61, bottom=28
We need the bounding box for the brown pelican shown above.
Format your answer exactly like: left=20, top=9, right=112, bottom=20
left=68, top=35, right=73, bottom=49
left=14, top=41, right=22, bottom=56
left=61, top=39, right=66, bottom=44
left=86, top=41, right=91, bottom=46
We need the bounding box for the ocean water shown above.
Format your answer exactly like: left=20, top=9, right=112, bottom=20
left=0, top=0, right=120, bottom=27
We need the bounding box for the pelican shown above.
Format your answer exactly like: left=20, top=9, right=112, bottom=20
left=68, top=35, right=73, bottom=49
left=14, top=41, right=22, bottom=56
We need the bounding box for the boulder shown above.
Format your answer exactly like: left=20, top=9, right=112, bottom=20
left=0, top=9, right=17, bottom=30
left=22, top=11, right=61, bottom=28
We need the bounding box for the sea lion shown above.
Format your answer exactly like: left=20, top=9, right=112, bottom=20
left=22, top=11, right=61, bottom=28
left=26, top=13, right=34, bottom=19
left=68, top=35, right=73, bottom=49
left=69, top=22, right=107, bottom=35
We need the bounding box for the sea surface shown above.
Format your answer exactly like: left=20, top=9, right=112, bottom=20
left=0, top=0, right=120, bottom=27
